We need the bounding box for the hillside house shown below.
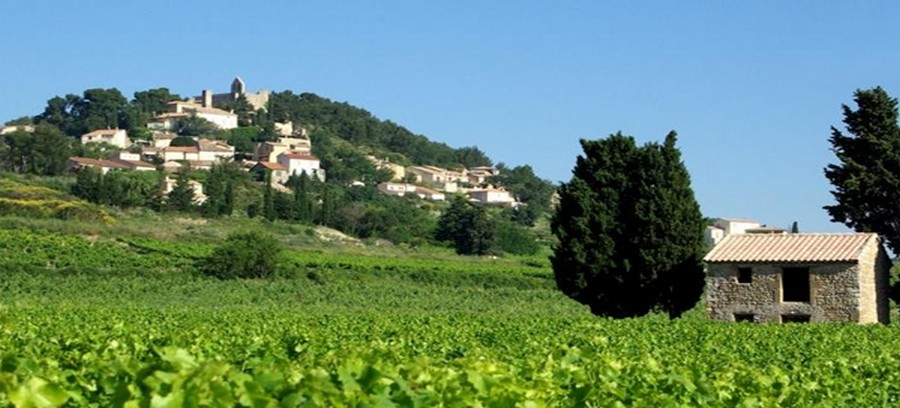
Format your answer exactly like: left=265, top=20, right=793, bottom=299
left=254, top=138, right=312, bottom=162
left=706, top=218, right=761, bottom=247
left=158, top=146, right=200, bottom=162
left=466, top=166, right=500, bottom=185
left=367, top=156, right=406, bottom=181
left=413, top=186, right=445, bottom=201
left=276, top=152, right=325, bottom=182
left=250, top=161, right=288, bottom=184
left=466, top=187, right=516, bottom=206
left=150, top=131, right=177, bottom=148
left=148, top=101, right=237, bottom=130
left=378, top=182, right=417, bottom=197
left=80, top=129, right=130, bottom=149
left=0, top=125, right=34, bottom=135
left=705, top=233, right=891, bottom=324
left=715, top=218, right=761, bottom=235
left=197, top=140, right=235, bottom=161
left=377, top=182, right=445, bottom=201
left=68, top=157, right=156, bottom=174
left=405, top=166, right=462, bottom=192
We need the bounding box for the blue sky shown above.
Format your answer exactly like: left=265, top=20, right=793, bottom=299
left=2, top=1, right=900, bottom=232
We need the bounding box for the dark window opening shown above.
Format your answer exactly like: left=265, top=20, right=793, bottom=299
left=734, top=313, right=755, bottom=322
left=782, top=267, right=810, bottom=302
left=737, top=267, right=752, bottom=283
left=781, top=314, right=811, bottom=323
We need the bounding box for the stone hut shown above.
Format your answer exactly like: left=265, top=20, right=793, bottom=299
left=704, top=233, right=890, bottom=324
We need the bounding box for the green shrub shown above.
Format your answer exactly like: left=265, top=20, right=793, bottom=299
left=199, top=230, right=282, bottom=279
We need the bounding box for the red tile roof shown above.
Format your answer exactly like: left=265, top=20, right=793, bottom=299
left=704, top=233, right=879, bottom=263
left=255, top=161, right=285, bottom=171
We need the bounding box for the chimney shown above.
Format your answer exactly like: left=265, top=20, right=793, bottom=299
left=202, top=89, right=212, bottom=108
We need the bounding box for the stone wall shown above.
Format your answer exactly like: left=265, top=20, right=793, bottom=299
left=706, top=262, right=862, bottom=323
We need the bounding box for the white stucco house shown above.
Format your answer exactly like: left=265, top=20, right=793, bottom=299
left=197, top=140, right=235, bottom=162
left=714, top=219, right=762, bottom=235
left=149, top=101, right=238, bottom=131
left=467, top=188, right=515, bottom=206
left=80, top=129, right=130, bottom=149
left=276, top=152, right=325, bottom=181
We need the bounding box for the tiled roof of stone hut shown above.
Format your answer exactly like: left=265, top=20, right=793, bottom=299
left=704, top=233, right=878, bottom=263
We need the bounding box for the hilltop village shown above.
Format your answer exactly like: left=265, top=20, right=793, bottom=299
left=1, top=78, right=519, bottom=207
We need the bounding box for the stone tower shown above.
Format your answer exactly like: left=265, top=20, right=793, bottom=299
left=231, top=77, right=246, bottom=96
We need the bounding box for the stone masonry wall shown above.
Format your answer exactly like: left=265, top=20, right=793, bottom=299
left=707, top=262, right=861, bottom=323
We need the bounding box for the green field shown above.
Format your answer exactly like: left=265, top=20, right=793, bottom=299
left=3, top=217, right=900, bottom=406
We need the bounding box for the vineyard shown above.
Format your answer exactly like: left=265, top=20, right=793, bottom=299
left=3, top=227, right=900, bottom=406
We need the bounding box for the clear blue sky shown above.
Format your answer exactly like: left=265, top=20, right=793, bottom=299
left=2, top=1, right=899, bottom=232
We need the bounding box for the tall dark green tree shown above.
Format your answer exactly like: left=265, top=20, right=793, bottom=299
left=551, top=131, right=705, bottom=318
left=34, top=95, right=79, bottom=135
left=824, top=87, right=900, bottom=254
left=287, top=172, right=314, bottom=223
left=262, top=170, right=276, bottom=221
left=233, top=95, right=255, bottom=127
left=0, top=125, right=72, bottom=175
left=167, top=172, right=196, bottom=212
left=203, top=165, right=227, bottom=218
left=132, top=88, right=181, bottom=117
left=71, top=167, right=103, bottom=202
left=436, top=196, right=496, bottom=255
left=72, top=88, right=130, bottom=134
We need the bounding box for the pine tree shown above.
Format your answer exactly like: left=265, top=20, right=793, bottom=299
left=167, top=172, right=196, bottom=212
left=825, top=87, right=900, bottom=253
left=551, top=131, right=705, bottom=318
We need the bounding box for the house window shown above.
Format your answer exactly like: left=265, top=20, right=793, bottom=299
left=781, top=314, right=811, bottom=323
left=734, top=313, right=755, bottom=323
left=782, top=267, right=810, bottom=302
left=737, top=267, right=752, bottom=283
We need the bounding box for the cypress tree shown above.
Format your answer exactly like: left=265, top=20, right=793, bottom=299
left=824, top=87, right=900, bottom=253
left=223, top=181, right=235, bottom=216
left=203, top=165, right=225, bottom=218
left=291, top=172, right=312, bottom=223
left=262, top=170, right=276, bottom=221
left=551, top=131, right=705, bottom=318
